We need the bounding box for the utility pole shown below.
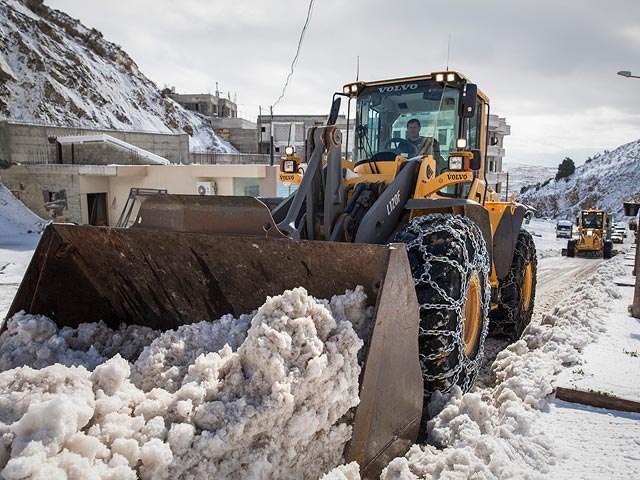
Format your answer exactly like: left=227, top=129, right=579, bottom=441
left=618, top=71, right=640, bottom=317
left=269, top=106, right=274, bottom=167
left=258, top=106, right=262, bottom=154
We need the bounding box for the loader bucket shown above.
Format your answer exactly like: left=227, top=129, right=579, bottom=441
left=5, top=223, right=422, bottom=479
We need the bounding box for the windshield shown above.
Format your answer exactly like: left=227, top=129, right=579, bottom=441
left=353, top=79, right=460, bottom=168
left=581, top=212, right=603, bottom=229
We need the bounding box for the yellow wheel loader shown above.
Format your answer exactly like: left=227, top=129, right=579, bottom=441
left=566, top=209, right=613, bottom=258
left=6, top=71, right=536, bottom=478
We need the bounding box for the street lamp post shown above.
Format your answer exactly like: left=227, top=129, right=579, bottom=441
left=618, top=71, right=640, bottom=316
left=617, top=70, right=640, bottom=79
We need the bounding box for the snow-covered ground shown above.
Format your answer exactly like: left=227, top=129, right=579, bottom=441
left=1, top=187, right=639, bottom=479
left=0, top=182, right=47, bottom=320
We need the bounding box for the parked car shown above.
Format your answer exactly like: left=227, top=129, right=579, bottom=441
left=611, top=231, right=624, bottom=244
left=556, top=220, right=573, bottom=239
left=614, top=226, right=627, bottom=238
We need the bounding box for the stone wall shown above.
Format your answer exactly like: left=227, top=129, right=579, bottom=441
left=0, top=121, right=189, bottom=165
left=0, top=165, right=81, bottom=222
left=214, top=127, right=258, bottom=153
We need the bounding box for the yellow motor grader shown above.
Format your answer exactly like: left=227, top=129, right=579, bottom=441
left=6, top=71, right=536, bottom=478
left=566, top=208, right=613, bottom=258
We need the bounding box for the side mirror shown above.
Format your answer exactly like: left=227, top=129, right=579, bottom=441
left=469, top=149, right=481, bottom=170
left=459, top=83, right=478, bottom=118
left=490, top=136, right=499, bottom=146
left=327, top=97, right=341, bottom=126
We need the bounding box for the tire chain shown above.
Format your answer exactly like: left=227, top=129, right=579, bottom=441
left=490, top=230, right=536, bottom=338
left=401, top=214, right=491, bottom=394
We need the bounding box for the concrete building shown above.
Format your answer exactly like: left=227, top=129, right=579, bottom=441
left=208, top=117, right=259, bottom=154
left=0, top=121, right=277, bottom=226
left=257, top=115, right=353, bottom=162
left=168, top=92, right=237, bottom=119
left=1, top=163, right=278, bottom=227
left=485, top=114, right=511, bottom=198
left=164, top=90, right=260, bottom=153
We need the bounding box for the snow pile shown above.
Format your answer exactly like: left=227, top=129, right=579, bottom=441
left=0, top=181, right=47, bottom=236
left=320, top=462, right=361, bottom=480
left=377, top=253, right=626, bottom=479
left=0, top=180, right=47, bottom=321
left=0, top=287, right=369, bottom=479
left=0, top=313, right=159, bottom=371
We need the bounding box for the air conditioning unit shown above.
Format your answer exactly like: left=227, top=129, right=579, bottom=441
left=196, top=181, right=217, bottom=196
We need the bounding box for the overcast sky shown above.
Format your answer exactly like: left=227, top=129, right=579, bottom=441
left=45, top=0, right=640, bottom=167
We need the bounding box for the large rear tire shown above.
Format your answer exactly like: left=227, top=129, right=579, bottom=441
left=395, top=214, right=490, bottom=433
left=489, top=229, right=537, bottom=340
left=603, top=240, right=613, bottom=259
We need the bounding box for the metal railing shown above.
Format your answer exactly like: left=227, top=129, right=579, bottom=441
left=187, top=153, right=271, bottom=165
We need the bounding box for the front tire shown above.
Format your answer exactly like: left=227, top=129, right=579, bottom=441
left=489, top=229, right=537, bottom=340
left=396, top=214, right=490, bottom=431
left=567, top=239, right=576, bottom=257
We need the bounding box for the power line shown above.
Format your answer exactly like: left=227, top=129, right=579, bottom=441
left=272, top=0, right=315, bottom=109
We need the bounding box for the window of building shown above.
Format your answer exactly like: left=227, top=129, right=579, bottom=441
left=234, top=178, right=260, bottom=196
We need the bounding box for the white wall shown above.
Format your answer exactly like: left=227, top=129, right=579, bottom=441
left=79, top=164, right=279, bottom=226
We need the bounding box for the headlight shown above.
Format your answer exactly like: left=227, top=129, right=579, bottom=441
left=284, top=145, right=295, bottom=156
left=447, top=73, right=456, bottom=82
left=283, top=160, right=296, bottom=173
left=456, top=138, right=467, bottom=149
left=448, top=156, right=463, bottom=170
left=435, top=73, right=444, bottom=82
left=342, top=82, right=362, bottom=96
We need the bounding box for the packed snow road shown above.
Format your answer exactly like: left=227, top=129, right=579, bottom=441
left=478, top=255, right=602, bottom=387
left=535, top=256, right=602, bottom=313
left=479, top=222, right=604, bottom=386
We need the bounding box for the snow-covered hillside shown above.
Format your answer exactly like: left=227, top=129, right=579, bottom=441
left=0, top=0, right=235, bottom=153
left=518, top=139, right=640, bottom=219
left=502, top=162, right=556, bottom=198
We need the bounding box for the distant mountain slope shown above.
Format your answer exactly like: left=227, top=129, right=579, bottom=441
left=519, top=139, right=640, bottom=219
left=502, top=162, right=556, bottom=199
left=0, top=0, right=235, bottom=153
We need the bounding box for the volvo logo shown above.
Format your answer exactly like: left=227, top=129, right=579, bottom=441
left=377, top=83, right=419, bottom=93
left=446, top=173, right=468, bottom=181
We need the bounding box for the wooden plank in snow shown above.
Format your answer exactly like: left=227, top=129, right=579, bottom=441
left=555, top=387, right=640, bottom=413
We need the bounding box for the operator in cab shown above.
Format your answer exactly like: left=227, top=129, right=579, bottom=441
left=406, top=118, right=425, bottom=149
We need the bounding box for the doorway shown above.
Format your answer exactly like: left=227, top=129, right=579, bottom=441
left=87, top=193, right=108, bottom=226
